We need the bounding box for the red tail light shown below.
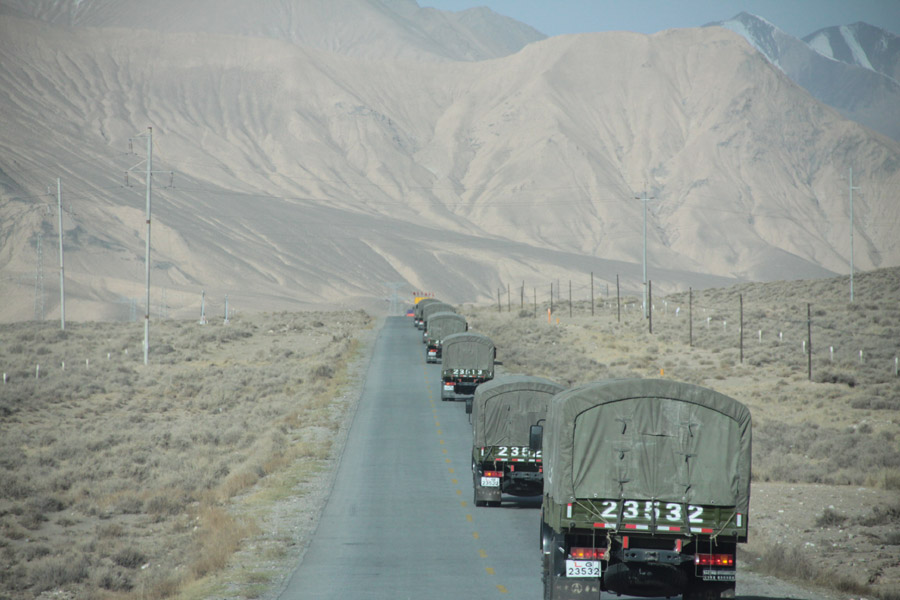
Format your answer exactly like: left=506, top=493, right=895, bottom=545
left=483, top=471, right=502, bottom=478
left=695, top=553, right=734, bottom=566
left=569, top=547, right=607, bottom=560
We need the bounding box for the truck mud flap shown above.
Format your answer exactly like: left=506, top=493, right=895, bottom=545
left=545, top=575, right=601, bottom=599
left=473, top=482, right=501, bottom=505
left=603, top=561, right=687, bottom=598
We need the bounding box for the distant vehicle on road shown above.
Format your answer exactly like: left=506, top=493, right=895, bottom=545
left=424, top=312, right=468, bottom=363
left=440, top=332, right=495, bottom=403
left=414, top=298, right=442, bottom=328
left=419, top=301, right=455, bottom=335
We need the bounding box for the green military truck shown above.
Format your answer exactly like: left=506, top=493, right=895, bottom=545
left=534, top=379, right=751, bottom=600
left=470, top=375, right=565, bottom=507
left=440, top=332, right=495, bottom=402
left=424, top=312, right=468, bottom=363
left=419, top=301, right=455, bottom=341
left=414, top=298, right=442, bottom=329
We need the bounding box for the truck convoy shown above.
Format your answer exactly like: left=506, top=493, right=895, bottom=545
left=470, top=375, right=566, bottom=507
left=424, top=312, right=468, bottom=363
left=419, top=301, right=455, bottom=339
left=414, top=298, right=442, bottom=329
left=534, top=378, right=751, bottom=600
left=440, top=332, right=495, bottom=402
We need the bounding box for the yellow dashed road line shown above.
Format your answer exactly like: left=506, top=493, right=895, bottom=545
left=429, top=379, right=510, bottom=597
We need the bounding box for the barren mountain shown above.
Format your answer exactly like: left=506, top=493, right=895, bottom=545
left=2, top=1, right=899, bottom=322
left=0, top=0, right=545, bottom=62
left=711, top=12, right=900, bottom=141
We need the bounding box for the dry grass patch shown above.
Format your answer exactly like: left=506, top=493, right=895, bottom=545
left=0, top=310, right=371, bottom=600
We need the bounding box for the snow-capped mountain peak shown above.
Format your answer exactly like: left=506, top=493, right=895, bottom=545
left=804, top=22, right=900, bottom=84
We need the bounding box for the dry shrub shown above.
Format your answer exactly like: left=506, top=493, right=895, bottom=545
left=743, top=542, right=868, bottom=596
left=98, top=523, right=125, bottom=538
left=312, top=364, right=335, bottom=380
left=220, top=470, right=262, bottom=500
left=146, top=490, right=188, bottom=516
left=815, top=370, right=858, bottom=387
left=815, top=507, right=848, bottom=527
left=856, top=503, right=900, bottom=527
left=112, top=547, right=146, bottom=568
left=139, top=571, right=182, bottom=599
left=97, top=567, right=133, bottom=591
left=866, top=469, right=900, bottom=491
left=190, top=506, right=259, bottom=579
left=29, top=553, right=90, bottom=592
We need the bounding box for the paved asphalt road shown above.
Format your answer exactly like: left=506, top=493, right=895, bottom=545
left=279, top=316, right=545, bottom=598
left=277, top=317, right=818, bottom=600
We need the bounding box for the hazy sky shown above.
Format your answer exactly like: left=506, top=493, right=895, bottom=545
left=419, top=0, right=900, bottom=38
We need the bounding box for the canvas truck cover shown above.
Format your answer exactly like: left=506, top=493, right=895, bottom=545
left=441, top=333, right=495, bottom=372
left=427, top=312, right=467, bottom=341
left=415, top=298, right=442, bottom=320
left=473, top=375, right=566, bottom=448
left=421, top=302, right=455, bottom=323
left=544, top=379, right=751, bottom=514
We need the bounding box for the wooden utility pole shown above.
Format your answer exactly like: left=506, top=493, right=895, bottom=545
left=56, top=178, right=65, bottom=330
left=739, top=294, right=744, bottom=363
left=616, top=275, right=620, bottom=323
left=689, top=288, right=693, bottom=347
left=590, top=272, right=594, bottom=316
left=807, top=303, right=813, bottom=380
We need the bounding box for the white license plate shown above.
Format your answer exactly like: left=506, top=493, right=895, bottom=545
left=566, top=560, right=601, bottom=577
left=480, top=477, right=500, bottom=488
left=443, top=384, right=454, bottom=390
